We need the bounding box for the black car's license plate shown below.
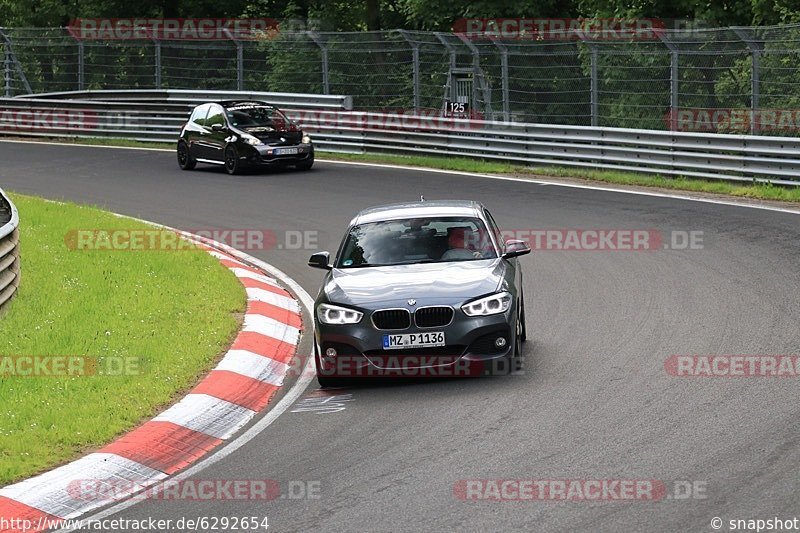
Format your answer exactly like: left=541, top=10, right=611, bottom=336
left=275, top=147, right=299, bottom=155
left=383, top=332, right=445, bottom=350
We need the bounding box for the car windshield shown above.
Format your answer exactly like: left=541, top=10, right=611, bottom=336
left=337, top=216, right=497, bottom=268
left=224, top=104, right=294, bottom=132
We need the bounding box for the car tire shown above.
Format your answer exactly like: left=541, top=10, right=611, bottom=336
left=520, top=291, right=527, bottom=343
left=177, top=141, right=196, bottom=170
left=224, top=145, right=241, bottom=175
left=295, top=153, right=314, bottom=171
left=509, top=303, right=524, bottom=373
left=317, top=374, right=348, bottom=389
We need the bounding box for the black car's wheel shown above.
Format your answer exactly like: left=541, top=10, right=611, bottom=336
left=177, top=141, right=196, bottom=170
left=520, top=290, right=527, bottom=343
left=295, top=152, right=314, bottom=171
left=224, top=145, right=241, bottom=175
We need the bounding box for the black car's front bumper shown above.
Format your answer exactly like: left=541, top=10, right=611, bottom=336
left=313, top=306, right=518, bottom=378
left=244, top=143, right=314, bottom=166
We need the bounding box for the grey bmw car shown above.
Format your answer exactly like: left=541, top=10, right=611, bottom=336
left=308, top=200, right=531, bottom=388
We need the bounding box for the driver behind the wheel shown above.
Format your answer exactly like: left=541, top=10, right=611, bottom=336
left=441, top=227, right=482, bottom=260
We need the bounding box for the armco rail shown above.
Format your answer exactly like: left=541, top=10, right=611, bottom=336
left=16, top=89, right=354, bottom=111
left=0, top=90, right=799, bottom=185
left=0, top=187, right=20, bottom=311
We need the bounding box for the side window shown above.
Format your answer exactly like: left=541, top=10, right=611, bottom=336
left=191, top=104, right=210, bottom=126
left=206, top=106, right=226, bottom=128
left=484, top=210, right=504, bottom=249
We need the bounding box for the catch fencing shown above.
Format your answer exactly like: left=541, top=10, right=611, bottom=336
left=3, top=24, right=800, bottom=134
left=1, top=90, right=799, bottom=185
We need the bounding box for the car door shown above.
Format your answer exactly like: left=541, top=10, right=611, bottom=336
left=186, top=104, right=211, bottom=159
left=485, top=208, right=521, bottom=294
left=203, top=104, right=229, bottom=163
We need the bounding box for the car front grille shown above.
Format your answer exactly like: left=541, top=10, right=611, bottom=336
left=414, top=306, right=454, bottom=328
left=371, top=309, right=411, bottom=330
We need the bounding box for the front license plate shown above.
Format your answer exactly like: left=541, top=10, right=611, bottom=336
left=383, top=332, right=445, bottom=350
left=275, top=147, right=299, bottom=155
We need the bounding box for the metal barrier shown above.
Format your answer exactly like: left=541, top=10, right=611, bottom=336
left=0, top=187, right=20, bottom=312
left=1, top=90, right=799, bottom=185
left=16, top=89, right=354, bottom=110
left=0, top=90, right=353, bottom=143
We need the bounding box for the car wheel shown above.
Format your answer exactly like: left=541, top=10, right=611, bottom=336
left=520, top=291, right=527, bottom=343
left=295, top=153, right=314, bottom=171
left=177, top=141, right=196, bottom=170
left=317, top=374, right=348, bottom=389
left=512, top=310, right=524, bottom=372
left=224, top=145, right=240, bottom=175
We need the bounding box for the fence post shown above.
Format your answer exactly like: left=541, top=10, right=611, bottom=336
left=77, top=40, right=85, bottom=91
left=308, top=31, right=329, bottom=95
left=154, top=38, right=162, bottom=89
left=224, top=29, right=244, bottom=91
left=491, top=39, right=510, bottom=122
left=733, top=28, right=763, bottom=134
left=590, top=46, right=598, bottom=127
left=397, top=30, right=420, bottom=112
left=237, top=41, right=244, bottom=91
left=2, top=33, right=10, bottom=97
left=657, top=34, right=680, bottom=131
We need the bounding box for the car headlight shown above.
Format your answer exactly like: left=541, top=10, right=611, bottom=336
left=462, top=291, right=512, bottom=317
left=242, top=134, right=262, bottom=146
left=302, top=134, right=312, bottom=144
left=317, top=303, right=363, bottom=325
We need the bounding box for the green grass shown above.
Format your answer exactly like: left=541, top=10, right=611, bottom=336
left=0, top=194, right=246, bottom=485
left=6, top=135, right=800, bottom=202
left=318, top=152, right=800, bottom=203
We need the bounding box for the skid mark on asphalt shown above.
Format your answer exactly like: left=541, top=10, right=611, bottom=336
left=290, top=391, right=354, bottom=414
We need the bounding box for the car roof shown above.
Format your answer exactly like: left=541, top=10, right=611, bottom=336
left=353, top=200, right=485, bottom=225
left=216, top=100, right=275, bottom=109
left=192, top=101, right=276, bottom=110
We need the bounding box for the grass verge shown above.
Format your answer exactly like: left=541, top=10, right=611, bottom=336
left=318, top=152, right=800, bottom=203
left=4, top=136, right=800, bottom=203
left=0, top=193, right=246, bottom=485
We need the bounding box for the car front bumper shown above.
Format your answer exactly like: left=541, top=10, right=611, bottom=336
left=245, top=143, right=314, bottom=165
left=313, top=307, right=517, bottom=378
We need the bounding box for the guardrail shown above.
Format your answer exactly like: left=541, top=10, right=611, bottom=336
left=0, top=90, right=799, bottom=185
left=16, top=90, right=354, bottom=111
left=0, top=90, right=353, bottom=143
left=0, top=187, right=20, bottom=312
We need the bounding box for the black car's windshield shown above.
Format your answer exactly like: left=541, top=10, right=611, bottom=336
left=224, top=104, right=295, bottom=132
left=337, top=216, right=497, bottom=268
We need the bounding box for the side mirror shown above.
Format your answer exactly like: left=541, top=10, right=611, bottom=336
left=502, top=239, right=531, bottom=259
left=308, top=251, right=333, bottom=270
left=211, top=123, right=227, bottom=132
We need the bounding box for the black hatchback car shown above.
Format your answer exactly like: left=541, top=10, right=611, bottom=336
left=177, top=100, right=314, bottom=174
left=308, top=200, right=531, bottom=388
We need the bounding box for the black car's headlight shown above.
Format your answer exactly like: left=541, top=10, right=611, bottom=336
left=242, top=134, right=262, bottom=146
left=302, top=134, right=312, bottom=144
left=317, top=303, right=363, bottom=325
left=462, top=291, right=512, bottom=317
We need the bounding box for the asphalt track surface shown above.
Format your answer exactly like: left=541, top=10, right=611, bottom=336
left=1, top=140, right=799, bottom=532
